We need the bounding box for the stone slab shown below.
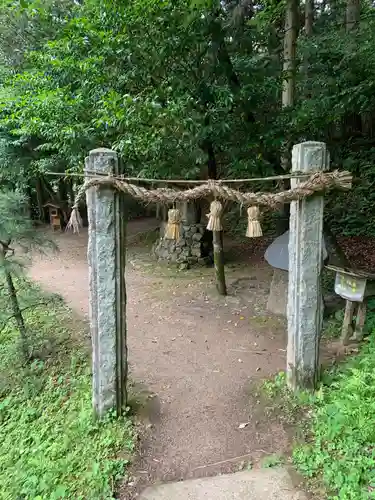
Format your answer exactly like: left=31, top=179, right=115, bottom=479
left=267, top=268, right=289, bottom=316
left=139, top=468, right=307, bottom=500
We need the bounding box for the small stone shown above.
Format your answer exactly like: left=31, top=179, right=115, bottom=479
left=176, top=238, right=186, bottom=247
left=181, top=248, right=191, bottom=258
left=192, top=232, right=203, bottom=242
left=187, top=256, right=198, bottom=264
left=179, top=263, right=189, bottom=270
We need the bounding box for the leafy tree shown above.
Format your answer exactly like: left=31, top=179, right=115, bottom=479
left=0, top=0, right=374, bottom=234
left=0, top=189, right=54, bottom=358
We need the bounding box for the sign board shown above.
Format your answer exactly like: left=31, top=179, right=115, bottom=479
left=334, top=270, right=367, bottom=302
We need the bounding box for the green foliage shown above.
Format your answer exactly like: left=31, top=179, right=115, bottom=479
left=0, top=279, right=133, bottom=499
left=0, top=189, right=47, bottom=252
left=293, top=327, right=375, bottom=498
left=0, top=0, right=374, bottom=236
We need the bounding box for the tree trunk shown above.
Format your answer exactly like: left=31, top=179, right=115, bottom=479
left=0, top=248, right=28, bottom=358
left=304, top=0, right=314, bottom=36
left=345, top=0, right=361, bottom=138
left=35, top=177, right=44, bottom=221
left=275, top=0, right=299, bottom=234
left=213, top=229, right=227, bottom=295
left=58, top=178, right=68, bottom=205
left=66, top=178, right=75, bottom=208
left=281, top=0, right=299, bottom=170
left=303, top=0, right=314, bottom=106
left=346, top=0, right=360, bottom=30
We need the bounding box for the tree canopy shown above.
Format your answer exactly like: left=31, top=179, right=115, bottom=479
left=0, top=0, right=374, bottom=234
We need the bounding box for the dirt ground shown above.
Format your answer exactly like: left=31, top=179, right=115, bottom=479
left=29, top=218, right=292, bottom=497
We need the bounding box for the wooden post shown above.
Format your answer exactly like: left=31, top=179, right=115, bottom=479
left=213, top=230, right=227, bottom=295
left=86, top=148, right=127, bottom=418
left=341, top=300, right=355, bottom=344
left=287, top=142, right=329, bottom=390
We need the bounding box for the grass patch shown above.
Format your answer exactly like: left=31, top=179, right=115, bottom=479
left=293, top=334, right=375, bottom=499
left=0, top=278, right=133, bottom=500
left=264, top=312, right=375, bottom=499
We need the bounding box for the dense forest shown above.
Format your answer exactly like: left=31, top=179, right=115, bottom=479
left=0, top=0, right=373, bottom=236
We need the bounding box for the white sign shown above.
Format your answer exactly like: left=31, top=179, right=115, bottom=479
left=334, top=271, right=367, bottom=302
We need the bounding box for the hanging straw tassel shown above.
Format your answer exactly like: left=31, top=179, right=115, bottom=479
left=66, top=206, right=83, bottom=234
left=246, top=206, right=263, bottom=238
left=164, top=208, right=181, bottom=240
left=206, top=200, right=223, bottom=231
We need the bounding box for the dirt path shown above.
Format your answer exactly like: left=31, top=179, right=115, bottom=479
left=29, top=218, right=290, bottom=497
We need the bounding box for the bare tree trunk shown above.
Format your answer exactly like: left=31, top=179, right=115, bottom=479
left=35, top=177, right=44, bottom=222
left=305, top=0, right=314, bottom=36
left=303, top=0, right=314, bottom=98
left=213, top=230, right=227, bottom=296
left=0, top=247, right=28, bottom=358
left=345, top=0, right=361, bottom=137
left=281, top=0, right=299, bottom=170
left=276, top=0, right=299, bottom=234
left=66, top=178, right=75, bottom=208
left=346, top=0, right=360, bottom=30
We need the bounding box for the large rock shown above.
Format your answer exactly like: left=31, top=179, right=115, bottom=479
left=140, top=468, right=307, bottom=500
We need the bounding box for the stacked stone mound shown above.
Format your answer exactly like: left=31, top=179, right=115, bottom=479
left=153, top=223, right=210, bottom=265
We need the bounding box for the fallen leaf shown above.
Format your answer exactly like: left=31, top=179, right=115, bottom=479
left=238, top=422, right=250, bottom=429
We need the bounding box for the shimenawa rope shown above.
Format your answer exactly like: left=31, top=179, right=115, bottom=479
left=66, top=170, right=352, bottom=233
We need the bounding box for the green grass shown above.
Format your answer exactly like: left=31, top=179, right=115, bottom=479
left=263, top=305, right=375, bottom=499
left=293, top=333, right=375, bottom=499
left=0, top=277, right=133, bottom=500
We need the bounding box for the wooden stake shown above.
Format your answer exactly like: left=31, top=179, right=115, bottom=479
left=213, top=230, right=227, bottom=296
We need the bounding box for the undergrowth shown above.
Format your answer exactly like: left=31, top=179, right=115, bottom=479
left=0, top=278, right=133, bottom=500
left=264, top=307, right=375, bottom=499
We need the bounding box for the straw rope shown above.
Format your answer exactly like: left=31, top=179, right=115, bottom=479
left=67, top=170, right=352, bottom=232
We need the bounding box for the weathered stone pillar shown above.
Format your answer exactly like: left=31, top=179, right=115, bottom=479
left=86, top=148, right=127, bottom=418
left=287, top=142, right=328, bottom=390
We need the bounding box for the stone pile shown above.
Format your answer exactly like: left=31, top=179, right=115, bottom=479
left=153, top=223, right=208, bottom=265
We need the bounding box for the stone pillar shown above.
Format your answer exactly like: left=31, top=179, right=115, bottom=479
left=287, top=142, right=328, bottom=390
left=86, top=148, right=127, bottom=418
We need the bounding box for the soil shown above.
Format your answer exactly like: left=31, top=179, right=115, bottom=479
left=29, top=219, right=295, bottom=498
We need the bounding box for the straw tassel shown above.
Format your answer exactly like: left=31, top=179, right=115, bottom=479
left=164, top=208, right=181, bottom=240
left=246, top=206, right=262, bottom=238
left=206, top=200, right=223, bottom=231
left=66, top=206, right=83, bottom=234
